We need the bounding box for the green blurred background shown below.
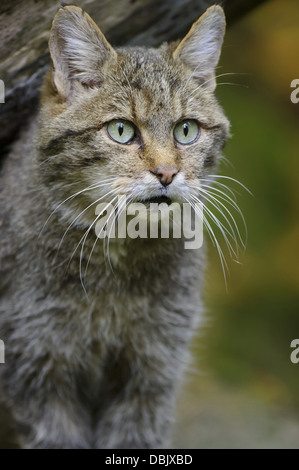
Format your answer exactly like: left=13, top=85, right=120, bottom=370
left=172, top=0, right=299, bottom=448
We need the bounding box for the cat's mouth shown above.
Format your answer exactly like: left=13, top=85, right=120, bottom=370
left=140, top=196, right=173, bottom=206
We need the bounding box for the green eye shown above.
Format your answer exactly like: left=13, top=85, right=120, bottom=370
left=107, top=119, right=135, bottom=144
left=173, top=120, right=200, bottom=145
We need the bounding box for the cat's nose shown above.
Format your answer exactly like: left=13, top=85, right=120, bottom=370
left=153, top=166, right=179, bottom=186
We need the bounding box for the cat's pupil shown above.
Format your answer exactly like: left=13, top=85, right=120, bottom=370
left=183, top=124, right=188, bottom=137
left=118, top=124, right=124, bottom=136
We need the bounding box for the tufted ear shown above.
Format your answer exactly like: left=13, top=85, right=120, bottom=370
left=173, top=5, right=226, bottom=91
left=49, top=5, right=117, bottom=99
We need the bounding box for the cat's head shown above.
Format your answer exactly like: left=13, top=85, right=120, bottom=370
left=38, top=4, right=230, bottom=229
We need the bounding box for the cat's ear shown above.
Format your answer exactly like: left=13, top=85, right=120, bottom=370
left=173, top=5, right=225, bottom=91
left=49, top=5, right=117, bottom=99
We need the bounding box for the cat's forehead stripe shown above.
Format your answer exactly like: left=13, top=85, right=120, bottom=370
left=107, top=55, right=184, bottom=127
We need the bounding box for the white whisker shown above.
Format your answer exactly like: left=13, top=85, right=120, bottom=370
left=199, top=178, right=238, bottom=200
left=78, top=195, right=119, bottom=297
left=200, top=185, right=247, bottom=247
left=55, top=187, right=118, bottom=258
left=205, top=175, right=253, bottom=196
left=216, top=82, right=249, bottom=89
left=190, top=193, right=238, bottom=259
left=187, top=171, right=252, bottom=286
left=38, top=177, right=117, bottom=236
left=189, top=72, right=248, bottom=97
left=192, top=182, right=247, bottom=245
left=184, top=195, right=228, bottom=290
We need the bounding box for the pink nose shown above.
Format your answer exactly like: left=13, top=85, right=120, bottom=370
left=153, top=166, right=179, bottom=186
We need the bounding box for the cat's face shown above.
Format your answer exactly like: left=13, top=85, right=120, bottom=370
left=38, top=5, right=229, bottom=228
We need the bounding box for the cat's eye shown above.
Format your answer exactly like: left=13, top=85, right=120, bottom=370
left=173, top=120, right=200, bottom=145
left=106, top=119, right=135, bottom=144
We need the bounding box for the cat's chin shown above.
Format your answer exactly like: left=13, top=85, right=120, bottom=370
left=128, top=196, right=182, bottom=226
left=141, top=196, right=173, bottom=206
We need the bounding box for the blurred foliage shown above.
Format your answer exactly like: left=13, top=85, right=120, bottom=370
left=197, top=0, right=299, bottom=411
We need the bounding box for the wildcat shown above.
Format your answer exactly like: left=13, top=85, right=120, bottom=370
left=0, top=4, right=230, bottom=448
